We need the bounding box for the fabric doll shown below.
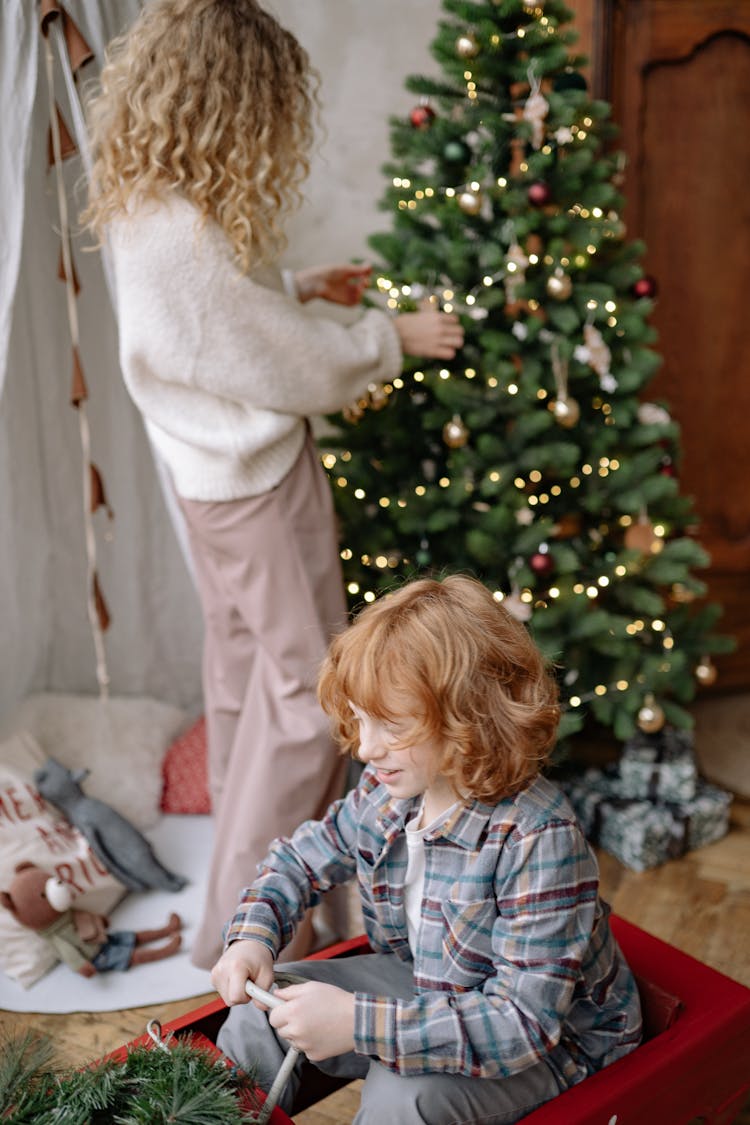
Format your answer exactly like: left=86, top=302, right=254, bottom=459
left=0, top=862, right=182, bottom=977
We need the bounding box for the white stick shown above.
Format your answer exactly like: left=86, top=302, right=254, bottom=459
left=244, top=979, right=301, bottom=1124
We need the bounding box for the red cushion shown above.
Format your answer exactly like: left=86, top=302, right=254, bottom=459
left=160, top=716, right=211, bottom=814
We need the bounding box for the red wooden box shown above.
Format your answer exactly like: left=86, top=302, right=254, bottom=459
left=116, top=916, right=750, bottom=1123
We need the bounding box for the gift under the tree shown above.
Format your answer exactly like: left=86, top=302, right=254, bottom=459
left=618, top=728, right=698, bottom=804
left=562, top=770, right=732, bottom=872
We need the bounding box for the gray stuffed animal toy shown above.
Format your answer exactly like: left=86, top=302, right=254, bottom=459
left=34, top=757, right=187, bottom=893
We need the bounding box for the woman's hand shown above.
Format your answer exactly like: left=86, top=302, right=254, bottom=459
left=210, top=939, right=274, bottom=1007
left=269, top=980, right=356, bottom=1061
left=294, top=263, right=372, bottom=306
left=395, top=310, right=464, bottom=359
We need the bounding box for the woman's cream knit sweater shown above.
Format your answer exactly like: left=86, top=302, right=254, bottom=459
left=109, top=195, right=403, bottom=501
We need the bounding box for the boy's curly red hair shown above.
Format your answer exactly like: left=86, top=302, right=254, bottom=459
left=318, top=575, right=560, bottom=804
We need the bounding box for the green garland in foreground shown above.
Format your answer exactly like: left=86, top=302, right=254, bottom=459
left=0, top=1030, right=261, bottom=1125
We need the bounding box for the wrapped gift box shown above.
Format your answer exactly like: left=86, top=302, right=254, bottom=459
left=618, top=728, right=698, bottom=804
left=562, top=770, right=732, bottom=872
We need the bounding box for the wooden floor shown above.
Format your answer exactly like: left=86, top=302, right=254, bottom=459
left=2, top=800, right=749, bottom=1123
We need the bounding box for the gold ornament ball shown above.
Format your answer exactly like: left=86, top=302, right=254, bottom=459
left=695, top=658, right=718, bottom=686
left=546, top=271, right=573, bottom=300
left=443, top=414, right=470, bottom=449
left=456, top=31, right=480, bottom=59
left=458, top=189, right=482, bottom=215
left=551, top=396, right=580, bottom=428
left=637, top=697, right=666, bottom=734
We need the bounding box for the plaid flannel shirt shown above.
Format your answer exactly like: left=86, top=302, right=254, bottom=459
left=225, top=769, right=642, bottom=1085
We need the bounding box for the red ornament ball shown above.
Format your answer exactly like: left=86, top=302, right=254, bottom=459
left=632, top=274, right=658, bottom=299
left=530, top=551, right=554, bottom=576
left=409, top=104, right=436, bottom=129
left=528, top=181, right=552, bottom=207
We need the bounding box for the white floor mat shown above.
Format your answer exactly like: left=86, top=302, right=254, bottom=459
left=0, top=814, right=216, bottom=1013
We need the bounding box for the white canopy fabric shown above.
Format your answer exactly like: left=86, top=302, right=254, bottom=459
left=0, top=0, right=441, bottom=724
left=0, top=0, right=203, bottom=719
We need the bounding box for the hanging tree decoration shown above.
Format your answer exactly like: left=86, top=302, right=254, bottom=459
left=504, top=228, right=529, bottom=304
left=442, top=414, right=470, bottom=448
left=546, top=267, right=572, bottom=301
left=455, top=30, right=480, bottom=59
left=637, top=693, right=666, bottom=734
left=41, top=3, right=112, bottom=696
left=549, top=341, right=580, bottom=428
left=522, top=63, right=549, bottom=151
left=575, top=319, right=617, bottom=392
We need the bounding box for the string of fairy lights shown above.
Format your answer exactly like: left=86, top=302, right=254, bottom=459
left=321, top=1, right=718, bottom=729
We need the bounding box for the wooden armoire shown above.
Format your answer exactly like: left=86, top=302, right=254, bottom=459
left=568, top=0, right=750, bottom=691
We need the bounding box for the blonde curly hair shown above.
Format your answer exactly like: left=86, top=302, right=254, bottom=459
left=82, top=0, right=318, bottom=271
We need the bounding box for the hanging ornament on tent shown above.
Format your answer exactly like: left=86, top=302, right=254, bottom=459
left=505, top=241, right=529, bottom=303
left=546, top=268, right=572, bottom=301
left=456, top=30, right=480, bottom=58
left=637, top=695, right=666, bottom=734
left=522, top=64, right=549, bottom=151
left=695, top=657, right=718, bottom=686
left=442, top=414, right=470, bottom=449
left=549, top=343, right=580, bottom=428
left=409, top=100, right=436, bottom=129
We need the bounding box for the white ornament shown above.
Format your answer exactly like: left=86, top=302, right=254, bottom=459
left=600, top=373, right=619, bottom=393
left=638, top=402, right=671, bottom=426
left=512, top=322, right=529, bottom=341
left=505, top=242, right=529, bottom=303
left=582, top=322, right=612, bottom=380
left=522, top=65, right=549, bottom=150
left=555, top=125, right=575, bottom=146
left=516, top=506, right=534, bottom=526
left=503, top=587, right=533, bottom=622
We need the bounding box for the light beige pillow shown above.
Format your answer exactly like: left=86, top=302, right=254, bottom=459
left=0, top=693, right=187, bottom=831
left=0, top=732, right=127, bottom=988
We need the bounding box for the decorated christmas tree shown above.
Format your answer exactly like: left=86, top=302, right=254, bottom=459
left=323, top=0, right=732, bottom=747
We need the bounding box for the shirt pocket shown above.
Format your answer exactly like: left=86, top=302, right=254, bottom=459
left=440, top=896, right=497, bottom=988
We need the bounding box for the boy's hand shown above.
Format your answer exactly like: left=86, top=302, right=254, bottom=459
left=269, top=981, right=356, bottom=1061
left=295, top=263, right=372, bottom=306
left=210, top=939, right=274, bottom=1007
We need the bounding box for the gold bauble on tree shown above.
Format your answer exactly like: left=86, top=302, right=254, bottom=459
left=456, top=31, right=480, bottom=58
left=458, top=188, right=482, bottom=215
left=637, top=695, right=666, bottom=734
left=443, top=414, right=470, bottom=449
left=551, top=396, right=580, bottom=428
left=546, top=269, right=573, bottom=300
left=695, top=658, right=718, bottom=686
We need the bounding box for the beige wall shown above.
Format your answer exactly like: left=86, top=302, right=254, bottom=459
left=269, top=0, right=444, bottom=270
left=270, top=1, right=599, bottom=271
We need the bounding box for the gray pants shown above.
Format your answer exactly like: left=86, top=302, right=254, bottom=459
left=216, top=953, right=563, bottom=1124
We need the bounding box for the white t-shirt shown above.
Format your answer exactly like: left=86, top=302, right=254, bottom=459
left=403, top=800, right=461, bottom=954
